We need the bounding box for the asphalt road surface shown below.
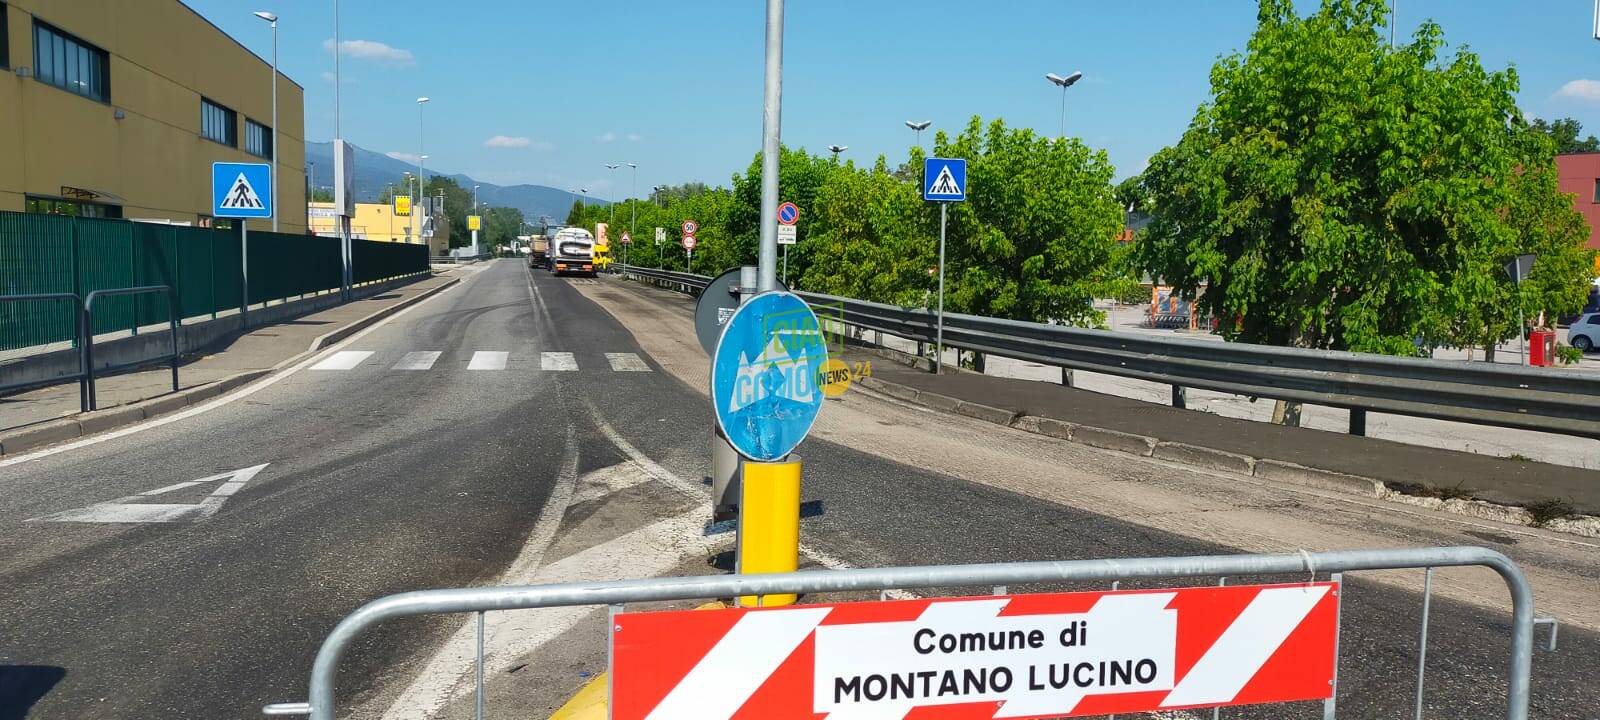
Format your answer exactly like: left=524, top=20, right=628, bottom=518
left=1, top=259, right=1594, bottom=719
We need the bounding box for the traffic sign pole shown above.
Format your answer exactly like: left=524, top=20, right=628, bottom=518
left=757, top=0, right=784, bottom=292
left=937, top=202, right=946, bottom=375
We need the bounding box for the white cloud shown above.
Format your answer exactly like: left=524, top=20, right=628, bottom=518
left=481, top=135, right=553, bottom=151
left=386, top=151, right=421, bottom=163
left=1555, top=79, right=1600, bottom=102
left=323, top=39, right=415, bottom=66
left=319, top=71, right=354, bottom=85
left=597, top=131, right=618, bottom=143
left=626, top=133, right=642, bottom=142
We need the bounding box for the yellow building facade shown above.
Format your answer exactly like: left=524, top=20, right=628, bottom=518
left=308, top=201, right=448, bottom=256
left=0, top=0, right=307, bottom=232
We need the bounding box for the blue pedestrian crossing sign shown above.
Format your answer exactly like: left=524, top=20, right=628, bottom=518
left=711, top=291, right=829, bottom=462
left=212, top=162, right=273, bottom=219
left=923, top=157, right=967, bottom=202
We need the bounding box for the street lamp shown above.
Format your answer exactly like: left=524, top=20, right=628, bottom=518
left=1045, top=71, right=1083, bottom=140
left=416, top=97, right=430, bottom=197
left=253, top=12, right=278, bottom=231
left=473, top=184, right=480, bottom=213
left=626, top=163, right=638, bottom=233
left=905, top=121, right=931, bottom=150
left=827, top=144, right=847, bottom=161
left=604, top=163, right=620, bottom=225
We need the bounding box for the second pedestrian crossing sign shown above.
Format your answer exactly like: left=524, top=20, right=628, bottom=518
left=923, top=157, right=966, bottom=202
left=212, top=162, right=273, bottom=219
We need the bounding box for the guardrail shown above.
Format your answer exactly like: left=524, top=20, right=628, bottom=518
left=262, top=546, right=1535, bottom=720
left=0, top=293, right=88, bottom=411
left=84, top=285, right=179, bottom=410
left=622, top=266, right=1600, bottom=439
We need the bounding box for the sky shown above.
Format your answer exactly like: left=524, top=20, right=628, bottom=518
left=186, top=1, right=1600, bottom=201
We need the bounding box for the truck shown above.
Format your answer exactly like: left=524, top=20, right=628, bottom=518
left=521, top=234, right=549, bottom=269
left=547, top=227, right=597, bottom=276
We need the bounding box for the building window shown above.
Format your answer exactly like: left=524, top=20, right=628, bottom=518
left=32, top=21, right=110, bottom=102
left=1, top=4, right=10, bottom=70
left=201, top=98, right=237, bottom=147
left=245, top=119, right=272, bottom=159
left=1594, top=178, right=1600, bottom=203
left=26, top=196, right=122, bottom=218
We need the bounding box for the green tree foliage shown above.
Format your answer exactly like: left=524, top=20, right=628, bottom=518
left=422, top=176, right=473, bottom=248
left=479, top=206, right=524, bottom=250
left=939, top=117, right=1128, bottom=326
left=1529, top=117, right=1600, bottom=154
left=1136, top=0, right=1596, bottom=354
left=801, top=156, right=936, bottom=305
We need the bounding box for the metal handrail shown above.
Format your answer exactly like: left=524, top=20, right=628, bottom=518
left=621, top=267, right=1600, bottom=439
left=264, top=546, right=1533, bottom=720
left=84, top=285, right=179, bottom=410
left=0, top=293, right=88, bottom=411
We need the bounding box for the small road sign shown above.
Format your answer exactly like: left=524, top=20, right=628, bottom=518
left=620, top=231, right=632, bottom=245
left=655, top=227, right=667, bottom=244
left=777, top=201, right=800, bottom=225
left=682, top=219, right=700, bottom=236
left=923, top=157, right=967, bottom=202
left=682, top=235, right=697, bottom=251
left=708, top=291, right=828, bottom=461
left=467, top=215, right=482, bottom=231
left=777, top=224, right=797, bottom=244
left=393, top=195, right=412, bottom=216
left=212, top=162, right=273, bottom=218
left=612, top=581, right=1338, bottom=719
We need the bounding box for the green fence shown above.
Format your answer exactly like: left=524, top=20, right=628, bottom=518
left=0, top=211, right=429, bottom=351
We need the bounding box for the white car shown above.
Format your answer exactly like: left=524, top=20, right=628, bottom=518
left=1570, top=312, right=1600, bottom=353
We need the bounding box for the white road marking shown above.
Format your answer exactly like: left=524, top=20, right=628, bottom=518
left=0, top=279, right=460, bottom=469
left=605, top=352, right=651, bottom=372
left=541, top=351, right=578, bottom=371
left=27, top=464, right=270, bottom=523
left=467, top=351, right=509, bottom=370
left=310, top=350, right=373, bottom=370
left=392, top=351, right=442, bottom=370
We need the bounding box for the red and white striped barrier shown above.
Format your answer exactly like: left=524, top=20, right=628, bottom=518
left=613, top=582, right=1338, bottom=719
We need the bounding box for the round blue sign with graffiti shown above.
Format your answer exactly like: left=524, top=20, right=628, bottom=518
left=711, top=291, right=829, bottom=462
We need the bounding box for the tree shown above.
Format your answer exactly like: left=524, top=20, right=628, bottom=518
left=1136, top=0, right=1595, bottom=357
left=422, top=176, right=472, bottom=248
left=1529, top=117, right=1600, bottom=154
left=939, top=116, right=1128, bottom=329
left=564, top=199, right=586, bottom=226
left=801, top=156, right=935, bottom=305
left=311, top=187, right=334, bottom=203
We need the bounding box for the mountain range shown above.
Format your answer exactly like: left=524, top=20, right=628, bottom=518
left=305, top=141, right=604, bottom=223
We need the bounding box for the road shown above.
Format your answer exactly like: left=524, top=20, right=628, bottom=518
left=1, top=259, right=1596, bottom=719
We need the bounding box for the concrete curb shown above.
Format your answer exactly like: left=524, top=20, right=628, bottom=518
left=0, top=276, right=460, bottom=457
left=855, top=373, right=1599, bottom=538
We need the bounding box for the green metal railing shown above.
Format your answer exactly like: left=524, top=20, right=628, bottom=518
left=1, top=211, right=428, bottom=352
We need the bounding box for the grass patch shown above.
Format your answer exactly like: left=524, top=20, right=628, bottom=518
left=1503, top=453, right=1534, bottom=463
left=1526, top=498, right=1577, bottom=527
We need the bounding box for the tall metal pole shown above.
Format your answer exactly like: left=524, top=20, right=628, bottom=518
left=629, top=163, right=638, bottom=234
left=757, top=0, right=784, bottom=292
left=333, top=0, right=350, bottom=299
left=269, top=18, right=278, bottom=231
left=936, top=202, right=947, bottom=374
left=1519, top=306, right=1527, bottom=366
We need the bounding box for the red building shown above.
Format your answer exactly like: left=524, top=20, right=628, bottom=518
left=1556, top=152, right=1600, bottom=252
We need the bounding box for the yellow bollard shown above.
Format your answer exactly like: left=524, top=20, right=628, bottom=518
left=737, top=458, right=802, bottom=607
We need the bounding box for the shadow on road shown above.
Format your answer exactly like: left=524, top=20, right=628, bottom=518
left=0, top=665, right=66, bottom=720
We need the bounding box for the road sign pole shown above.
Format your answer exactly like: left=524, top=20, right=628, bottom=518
left=1519, top=306, right=1527, bottom=366
left=757, top=0, right=784, bottom=292
left=936, top=202, right=947, bottom=375
left=782, top=244, right=788, bottom=285
left=240, top=223, right=250, bottom=325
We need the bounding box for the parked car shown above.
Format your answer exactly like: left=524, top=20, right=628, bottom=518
left=1569, top=312, right=1600, bottom=352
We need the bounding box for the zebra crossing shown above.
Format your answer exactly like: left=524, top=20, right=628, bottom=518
left=309, top=349, right=652, bottom=373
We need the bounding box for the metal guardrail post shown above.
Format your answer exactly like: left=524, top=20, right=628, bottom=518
left=1349, top=409, right=1367, bottom=436
left=1171, top=385, right=1186, bottom=409
left=84, top=285, right=180, bottom=411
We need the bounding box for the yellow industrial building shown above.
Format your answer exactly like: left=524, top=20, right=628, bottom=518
left=307, top=201, right=449, bottom=256
left=0, top=0, right=307, bottom=232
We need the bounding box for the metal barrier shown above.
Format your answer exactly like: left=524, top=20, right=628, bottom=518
left=262, top=546, right=1534, bottom=720
left=622, top=266, right=1600, bottom=439
left=0, top=293, right=88, bottom=410
left=84, top=285, right=178, bottom=411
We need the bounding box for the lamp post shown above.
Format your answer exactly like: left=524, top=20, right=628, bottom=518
left=253, top=11, right=278, bottom=231
left=827, top=144, right=847, bottom=161
left=1044, top=71, right=1083, bottom=140
left=604, top=163, right=620, bottom=226
left=415, top=97, right=430, bottom=192
left=626, top=162, right=638, bottom=234
left=905, top=121, right=931, bottom=150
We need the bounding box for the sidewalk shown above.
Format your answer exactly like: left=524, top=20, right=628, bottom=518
left=845, top=346, right=1600, bottom=518
left=0, top=269, right=466, bottom=437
